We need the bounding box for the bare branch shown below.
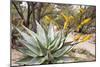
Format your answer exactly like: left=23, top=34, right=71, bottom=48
left=12, top=1, right=24, bottom=20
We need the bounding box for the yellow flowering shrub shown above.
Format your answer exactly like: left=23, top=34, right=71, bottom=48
left=77, top=18, right=91, bottom=32
left=61, top=13, right=74, bottom=29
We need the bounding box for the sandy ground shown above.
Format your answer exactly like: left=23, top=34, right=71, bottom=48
left=11, top=49, right=24, bottom=66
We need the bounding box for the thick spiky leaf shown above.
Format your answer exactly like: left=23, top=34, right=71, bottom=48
left=22, top=25, right=38, bottom=43
left=56, top=33, right=66, bottom=50
left=36, top=39, right=47, bottom=55
left=48, top=35, right=58, bottom=49
left=51, top=31, right=63, bottom=51
left=19, top=39, right=43, bottom=56
left=53, top=56, right=71, bottom=63
left=17, top=47, right=37, bottom=57
left=48, top=24, right=54, bottom=41
left=16, top=28, right=38, bottom=48
left=28, top=56, right=47, bottom=65
left=16, top=56, right=33, bottom=65
left=53, top=45, right=72, bottom=58
left=16, top=28, right=43, bottom=56
left=36, top=21, right=47, bottom=48
left=56, top=40, right=64, bottom=50
left=22, top=25, right=44, bottom=54
left=51, top=33, right=62, bottom=51
left=48, top=31, right=60, bottom=49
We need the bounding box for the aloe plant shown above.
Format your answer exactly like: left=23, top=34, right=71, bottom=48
left=15, top=21, right=76, bottom=65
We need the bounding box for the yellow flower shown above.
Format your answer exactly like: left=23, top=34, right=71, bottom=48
left=69, top=16, right=74, bottom=20
left=77, top=24, right=82, bottom=32
left=61, top=13, right=69, bottom=21
left=61, top=13, right=68, bottom=29
left=45, top=16, right=51, bottom=22
left=80, top=35, right=92, bottom=42
left=74, top=34, right=81, bottom=41
left=81, top=18, right=91, bottom=25
left=61, top=13, right=74, bottom=29
left=63, top=21, right=68, bottom=29
left=77, top=18, right=91, bottom=32
left=80, top=7, right=85, bottom=14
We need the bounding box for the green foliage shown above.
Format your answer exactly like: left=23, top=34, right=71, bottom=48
left=15, top=21, right=75, bottom=65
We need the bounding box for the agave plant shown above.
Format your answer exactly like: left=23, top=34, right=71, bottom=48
left=15, top=21, right=76, bottom=65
